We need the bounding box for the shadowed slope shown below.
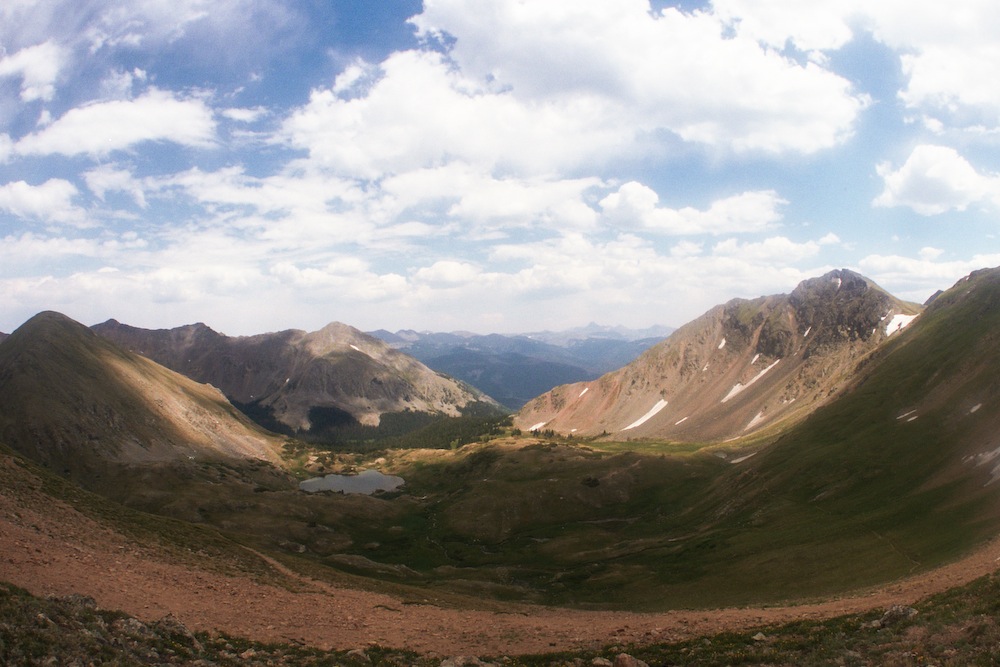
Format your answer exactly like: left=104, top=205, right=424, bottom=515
left=0, top=311, right=284, bottom=483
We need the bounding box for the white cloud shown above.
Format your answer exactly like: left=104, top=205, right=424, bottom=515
left=0, top=231, right=147, bottom=270
left=710, top=0, right=857, bottom=53
left=874, top=145, right=1000, bottom=215
left=280, top=49, right=632, bottom=179
left=413, top=260, right=483, bottom=287
left=712, top=236, right=820, bottom=264
left=859, top=251, right=1000, bottom=303
left=600, top=181, right=786, bottom=235
left=84, top=164, right=148, bottom=207
left=221, top=106, right=268, bottom=123
left=15, top=88, right=216, bottom=157
left=0, top=41, right=66, bottom=101
left=704, top=1, right=1000, bottom=133
left=411, top=0, right=867, bottom=155
left=0, top=179, right=85, bottom=224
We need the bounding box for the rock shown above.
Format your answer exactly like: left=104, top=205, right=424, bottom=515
left=440, top=657, right=496, bottom=667
left=347, top=648, right=372, bottom=663
left=879, top=605, right=918, bottom=627
left=752, top=631, right=767, bottom=641
left=613, top=654, right=649, bottom=667
left=591, top=659, right=614, bottom=667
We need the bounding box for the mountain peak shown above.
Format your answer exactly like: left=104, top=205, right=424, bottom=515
left=516, top=269, right=920, bottom=441
left=0, top=311, right=283, bottom=481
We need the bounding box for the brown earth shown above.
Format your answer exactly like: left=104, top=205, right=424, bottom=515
left=3, top=456, right=999, bottom=658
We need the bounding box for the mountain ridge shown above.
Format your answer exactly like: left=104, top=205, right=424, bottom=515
left=516, top=269, right=922, bottom=440
left=91, top=318, right=499, bottom=435
left=0, top=311, right=284, bottom=483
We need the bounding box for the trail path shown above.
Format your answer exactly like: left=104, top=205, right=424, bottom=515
left=3, top=462, right=999, bottom=657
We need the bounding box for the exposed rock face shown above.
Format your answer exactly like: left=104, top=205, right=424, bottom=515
left=515, top=270, right=921, bottom=441
left=0, top=312, right=284, bottom=481
left=92, top=319, right=497, bottom=432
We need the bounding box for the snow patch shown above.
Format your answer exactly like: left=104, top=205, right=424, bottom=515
left=350, top=344, right=361, bottom=352
left=971, top=404, right=982, bottom=414
left=721, top=359, right=781, bottom=403
left=968, top=444, right=1000, bottom=484
left=832, top=276, right=842, bottom=289
left=622, top=399, right=668, bottom=431
left=702, top=363, right=709, bottom=372
left=896, top=409, right=917, bottom=420
left=718, top=338, right=726, bottom=350
left=529, top=421, right=547, bottom=431
left=674, top=417, right=688, bottom=425
left=751, top=353, right=760, bottom=364
left=744, top=411, right=766, bottom=431
left=803, top=326, right=811, bottom=337
left=730, top=452, right=758, bottom=464
left=885, top=313, right=918, bottom=336
left=578, top=387, right=589, bottom=398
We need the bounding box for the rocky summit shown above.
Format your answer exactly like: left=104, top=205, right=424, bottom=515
left=515, top=269, right=922, bottom=441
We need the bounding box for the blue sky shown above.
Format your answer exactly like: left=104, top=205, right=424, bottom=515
left=2, top=0, right=999, bottom=336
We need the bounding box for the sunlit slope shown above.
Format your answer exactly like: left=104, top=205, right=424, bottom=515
left=516, top=269, right=921, bottom=441
left=0, top=311, right=285, bottom=484
left=93, top=319, right=498, bottom=432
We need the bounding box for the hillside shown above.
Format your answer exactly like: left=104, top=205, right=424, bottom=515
left=370, top=328, right=667, bottom=409
left=92, top=319, right=500, bottom=436
left=516, top=269, right=921, bottom=440
left=0, top=312, right=284, bottom=484
left=5, top=270, right=1000, bottom=662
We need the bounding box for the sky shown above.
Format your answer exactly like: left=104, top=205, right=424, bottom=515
left=2, top=0, right=1000, bottom=336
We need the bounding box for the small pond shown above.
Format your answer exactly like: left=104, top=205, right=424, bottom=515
left=299, top=469, right=404, bottom=495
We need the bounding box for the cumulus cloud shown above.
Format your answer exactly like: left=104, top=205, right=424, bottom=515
left=600, top=182, right=786, bottom=235
left=874, top=145, right=1000, bottom=215
left=15, top=88, right=216, bottom=157
left=859, top=251, right=1000, bottom=303
left=0, top=179, right=85, bottom=224
left=0, top=41, right=66, bottom=101
left=411, top=0, right=867, bottom=155
left=705, top=0, right=1000, bottom=133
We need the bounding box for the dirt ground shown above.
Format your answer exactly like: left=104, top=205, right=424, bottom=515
left=4, top=464, right=999, bottom=659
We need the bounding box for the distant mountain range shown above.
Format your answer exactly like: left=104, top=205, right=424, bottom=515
left=370, top=325, right=673, bottom=409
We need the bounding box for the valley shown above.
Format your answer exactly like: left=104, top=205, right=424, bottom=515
left=3, top=267, right=1000, bottom=663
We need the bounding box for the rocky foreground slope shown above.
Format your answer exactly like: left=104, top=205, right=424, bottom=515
left=516, top=269, right=921, bottom=441
left=93, top=319, right=498, bottom=434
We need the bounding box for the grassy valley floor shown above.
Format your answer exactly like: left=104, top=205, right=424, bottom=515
left=5, top=443, right=1000, bottom=660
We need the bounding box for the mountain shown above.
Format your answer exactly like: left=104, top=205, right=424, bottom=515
left=369, top=328, right=669, bottom=409
left=0, top=312, right=284, bottom=483
left=92, top=319, right=499, bottom=437
left=522, top=322, right=675, bottom=346
left=516, top=269, right=922, bottom=440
